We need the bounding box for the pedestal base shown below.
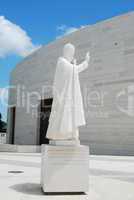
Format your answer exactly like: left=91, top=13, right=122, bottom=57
left=41, top=144, right=89, bottom=193
left=49, top=139, right=80, bottom=146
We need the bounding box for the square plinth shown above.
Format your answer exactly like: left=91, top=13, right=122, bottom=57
left=41, top=144, right=89, bottom=193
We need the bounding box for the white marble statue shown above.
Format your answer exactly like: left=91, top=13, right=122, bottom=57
left=46, top=43, right=90, bottom=141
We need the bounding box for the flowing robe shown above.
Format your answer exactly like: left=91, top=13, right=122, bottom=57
left=46, top=57, right=88, bottom=140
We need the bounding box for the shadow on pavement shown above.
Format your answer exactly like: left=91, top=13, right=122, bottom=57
left=10, top=183, right=88, bottom=197
left=10, top=183, right=43, bottom=196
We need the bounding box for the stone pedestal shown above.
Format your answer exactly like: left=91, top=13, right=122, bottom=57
left=41, top=144, right=89, bottom=193
left=49, top=139, right=80, bottom=146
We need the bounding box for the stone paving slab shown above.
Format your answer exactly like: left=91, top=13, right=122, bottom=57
left=0, top=153, right=134, bottom=200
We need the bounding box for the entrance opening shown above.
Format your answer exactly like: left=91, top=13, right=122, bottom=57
left=39, top=98, right=53, bottom=145
left=10, top=107, right=16, bottom=144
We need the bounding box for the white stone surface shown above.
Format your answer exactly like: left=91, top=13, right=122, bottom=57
left=41, top=144, right=89, bottom=193
left=0, top=144, right=17, bottom=152
left=46, top=43, right=90, bottom=140
left=0, top=144, right=41, bottom=152
left=49, top=139, right=80, bottom=146
left=17, top=145, right=41, bottom=153
left=0, top=152, right=134, bottom=199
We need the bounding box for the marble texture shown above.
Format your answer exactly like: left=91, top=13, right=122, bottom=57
left=46, top=43, right=90, bottom=140
left=49, top=139, right=80, bottom=146
left=41, top=144, right=89, bottom=193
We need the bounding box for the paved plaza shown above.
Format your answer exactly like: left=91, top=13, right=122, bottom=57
left=0, top=152, right=134, bottom=200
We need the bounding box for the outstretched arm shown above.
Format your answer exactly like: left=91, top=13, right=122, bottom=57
left=77, top=52, right=90, bottom=73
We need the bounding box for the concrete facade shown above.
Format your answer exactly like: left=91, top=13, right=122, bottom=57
left=7, top=12, right=134, bottom=155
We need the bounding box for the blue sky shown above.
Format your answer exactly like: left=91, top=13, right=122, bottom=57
left=0, top=0, right=134, bottom=121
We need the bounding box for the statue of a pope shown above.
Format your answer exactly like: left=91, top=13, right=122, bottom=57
left=46, top=43, right=90, bottom=141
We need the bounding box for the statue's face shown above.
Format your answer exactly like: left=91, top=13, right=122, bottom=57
left=63, top=43, right=75, bottom=62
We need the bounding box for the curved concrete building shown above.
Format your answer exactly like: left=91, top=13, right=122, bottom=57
left=7, top=11, right=134, bottom=155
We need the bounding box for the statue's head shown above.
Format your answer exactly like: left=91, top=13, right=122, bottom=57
left=63, top=43, right=75, bottom=62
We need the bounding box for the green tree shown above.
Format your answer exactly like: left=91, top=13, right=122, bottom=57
left=0, top=113, right=7, bottom=132
left=0, top=113, right=3, bottom=131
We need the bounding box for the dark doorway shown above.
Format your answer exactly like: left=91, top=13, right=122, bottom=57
left=10, top=107, right=16, bottom=144
left=39, top=98, right=53, bottom=145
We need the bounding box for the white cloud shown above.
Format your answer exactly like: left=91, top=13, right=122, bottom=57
left=0, top=16, right=41, bottom=58
left=0, top=87, right=8, bottom=102
left=57, top=25, right=78, bottom=35
left=0, top=88, right=2, bottom=96
left=56, top=24, right=87, bottom=38
left=0, top=88, right=4, bottom=98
